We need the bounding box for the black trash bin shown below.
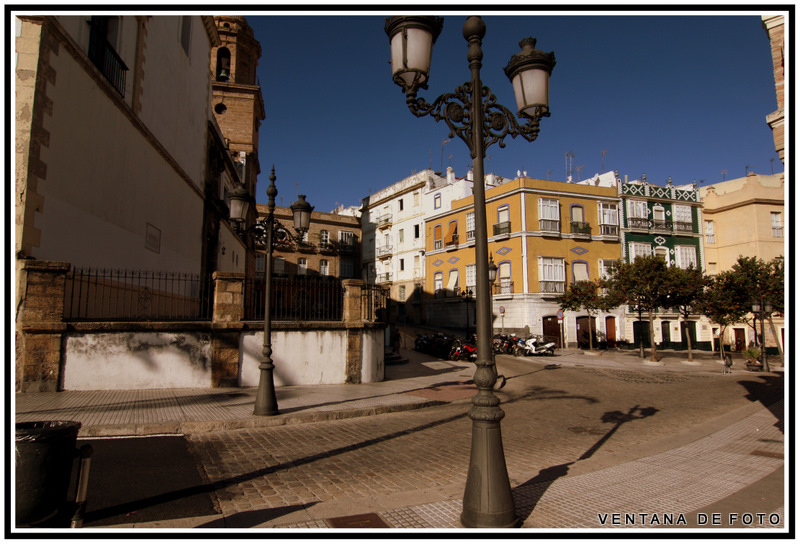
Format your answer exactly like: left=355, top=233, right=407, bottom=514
left=15, top=421, right=82, bottom=527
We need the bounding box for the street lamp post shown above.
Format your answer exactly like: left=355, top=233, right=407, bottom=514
left=460, top=288, right=473, bottom=339
left=386, top=15, right=555, bottom=528
left=751, top=297, right=773, bottom=373
left=229, top=167, right=313, bottom=416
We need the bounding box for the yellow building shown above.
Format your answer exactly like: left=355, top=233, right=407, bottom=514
left=425, top=176, right=623, bottom=347
left=699, top=172, right=786, bottom=353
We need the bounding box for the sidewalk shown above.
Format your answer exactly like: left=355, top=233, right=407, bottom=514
left=14, top=347, right=786, bottom=531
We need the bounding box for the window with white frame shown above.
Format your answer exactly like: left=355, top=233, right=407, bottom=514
left=434, top=272, right=443, bottom=293
left=498, top=262, right=513, bottom=293
left=629, top=242, right=652, bottom=260
left=339, top=231, right=356, bottom=247
left=598, top=259, right=616, bottom=280
left=675, top=245, right=698, bottom=269
left=539, top=198, right=560, bottom=231
left=704, top=220, right=715, bottom=244
left=674, top=205, right=692, bottom=224
left=466, top=212, right=475, bottom=241
left=320, top=230, right=330, bottom=245
left=255, top=253, right=265, bottom=276
left=628, top=200, right=648, bottom=218
left=771, top=212, right=783, bottom=237
left=434, top=193, right=442, bottom=209
left=598, top=202, right=619, bottom=235
left=654, top=246, right=668, bottom=261
left=465, top=263, right=476, bottom=291
left=539, top=257, right=565, bottom=293
left=274, top=257, right=285, bottom=275
left=297, top=258, right=308, bottom=275
left=320, top=259, right=329, bottom=276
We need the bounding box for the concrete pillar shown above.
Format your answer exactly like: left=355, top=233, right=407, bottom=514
left=342, top=279, right=364, bottom=323
left=16, top=260, right=70, bottom=392
left=211, top=272, right=245, bottom=387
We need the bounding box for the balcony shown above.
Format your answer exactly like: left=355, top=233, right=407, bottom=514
left=674, top=221, right=694, bottom=233
left=539, top=219, right=560, bottom=236
left=570, top=221, right=591, bottom=237
left=493, top=279, right=514, bottom=295
left=540, top=280, right=565, bottom=294
left=376, top=214, right=393, bottom=229
left=599, top=224, right=619, bottom=237
left=88, top=25, right=128, bottom=97
left=628, top=217, right=649, bottom=230
left=493, top=221, right=511, bottom=237
left=445, top=234, right=460, bottom=249
left=376, top=272, right=393, bottom=283
left=376, top=245, right=393, bottom=258
left=652, top=220, right=673, bottom=232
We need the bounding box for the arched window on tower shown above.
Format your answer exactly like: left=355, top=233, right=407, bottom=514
left=216, top=47, right=231, bottom=82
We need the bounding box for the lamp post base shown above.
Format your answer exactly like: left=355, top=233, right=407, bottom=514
left=460, top=417, right=519, bottom=528
left=253, top=365, right=279, bottom=416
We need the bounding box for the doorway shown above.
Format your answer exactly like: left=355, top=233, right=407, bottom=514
left=576, top=316, right=597, bottom=349
left=605, top=316, right=617, bottom=348
left=734, top=328, right=746, bottom=351
left=543, top=316, right=562, bottom=348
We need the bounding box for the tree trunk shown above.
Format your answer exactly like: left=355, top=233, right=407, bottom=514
left=683, top=318, right=694, bottom=362
left=718, top=325, right=727, bottom=362
left=588, top=312, right=594, bottom=352
left=648, top=308, right=659, bottom=362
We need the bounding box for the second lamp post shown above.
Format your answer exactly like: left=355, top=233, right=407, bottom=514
left=386, top=15, right=555, bottom=528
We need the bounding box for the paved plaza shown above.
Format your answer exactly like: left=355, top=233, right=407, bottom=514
left=14, top=344, right=787, bottom=534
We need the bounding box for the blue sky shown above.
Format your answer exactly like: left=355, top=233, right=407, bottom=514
left=248, top=9, right=784, bottom=213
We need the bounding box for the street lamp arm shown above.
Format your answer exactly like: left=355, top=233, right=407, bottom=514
left=406, top=81, right=547, bottom=158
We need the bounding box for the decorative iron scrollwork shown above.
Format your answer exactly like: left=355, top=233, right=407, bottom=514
left=405, top=81, right=548, bottom=157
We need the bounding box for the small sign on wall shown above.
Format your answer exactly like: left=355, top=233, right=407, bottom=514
left=145, top=223, right=161, bottom=254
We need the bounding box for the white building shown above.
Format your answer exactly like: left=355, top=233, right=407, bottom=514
left=361, top=167, right=511, bottom=324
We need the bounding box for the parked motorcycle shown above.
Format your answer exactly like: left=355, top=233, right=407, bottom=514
left=514, top=335, right=556, bottom=357
left=492, top=334, right=520, bottom=355
left=414, top=332, right=457, bottom=359
left=448, top=337, right=478, bottom=362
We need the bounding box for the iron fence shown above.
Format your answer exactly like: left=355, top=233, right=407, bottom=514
left=362, top=284, right=389, bottom=322
left=245, top=276, right=344, bottom=321
left=64, top=268, right=213, bottom=321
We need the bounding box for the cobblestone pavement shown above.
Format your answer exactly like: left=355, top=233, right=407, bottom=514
left=184, top=361, right=785, bottom=530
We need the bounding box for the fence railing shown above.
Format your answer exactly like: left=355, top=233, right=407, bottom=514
left=244, top=276, right=344, bottom=321
left=64, top=268, right=213, bottom=321
left=361, top=284, right=389, bottom=322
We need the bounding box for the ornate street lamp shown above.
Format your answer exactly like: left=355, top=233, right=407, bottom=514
left=460, top=288, right=474, bottom=339
left=386, top=15, right=555, bottom=528
left=229, top=168, right=313, bottom=416
left=751, top=297, right=773, bottom=372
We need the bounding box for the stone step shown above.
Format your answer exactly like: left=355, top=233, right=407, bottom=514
left=384, top=352, right=409, bottom=366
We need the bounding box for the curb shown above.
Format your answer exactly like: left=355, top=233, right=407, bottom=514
left=76, top=398, right=448, bottom=438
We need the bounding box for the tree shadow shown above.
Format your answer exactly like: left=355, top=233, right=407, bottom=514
left=738, top=372, right=784, bottom=433
left=513, top=405, right=659, bottom=523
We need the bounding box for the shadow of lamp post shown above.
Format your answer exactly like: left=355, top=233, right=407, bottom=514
left=385, top=15, right=555, bottom=528
left=229, top=167, right=314, bottom=416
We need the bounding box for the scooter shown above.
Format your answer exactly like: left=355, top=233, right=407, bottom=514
left=514, top=335, right=556, bottom=357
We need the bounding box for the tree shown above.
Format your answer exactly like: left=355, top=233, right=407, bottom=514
left=696, top=269, right=749, bottom=362
left=556, top=279, right=610, bottom=351
left=731, top=256, right=785, bottom=358
left=606, top=256, right=671, bottom=361
left=663, top=265, right=708, bottom=362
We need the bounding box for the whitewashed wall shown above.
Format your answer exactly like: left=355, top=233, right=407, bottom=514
left=62, top=327, right=385, bottom=390
left=63, top=332, right=213, bottom=390
left=240, top=328, right=385, bottom=386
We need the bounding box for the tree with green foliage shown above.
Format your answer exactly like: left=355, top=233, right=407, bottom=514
left=730, top=256, right=785, bottom=359
left=606, top=256, right=671, bottom=361
left=663, top=264, right=708, bottom=362
left=696, top=269, right=749, bottom=362
left=556, top=279, right=611, bottom=352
